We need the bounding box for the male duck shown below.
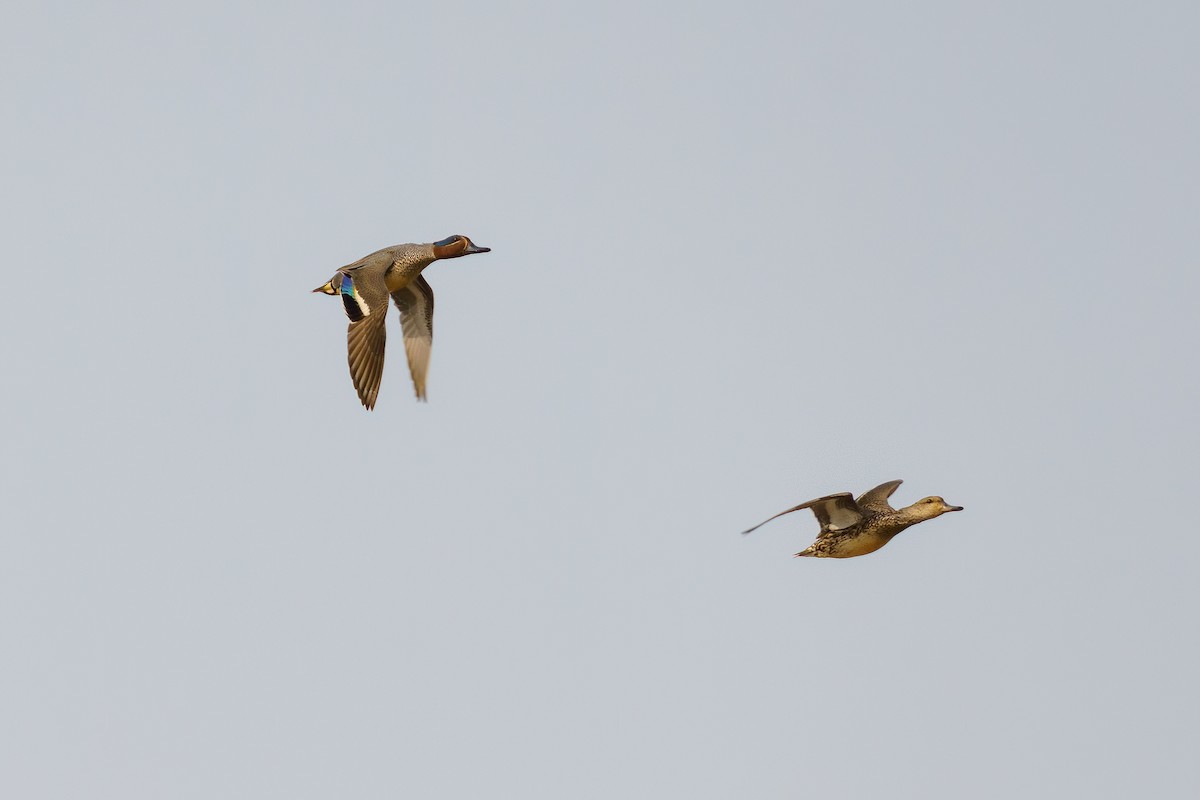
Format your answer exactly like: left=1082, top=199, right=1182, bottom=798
left=313, top=235, right=490, bottom=409
left=741, top=480, right=962, bottom=558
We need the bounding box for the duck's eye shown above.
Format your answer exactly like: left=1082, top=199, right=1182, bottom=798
left=434, top=235, right=460, bottom=247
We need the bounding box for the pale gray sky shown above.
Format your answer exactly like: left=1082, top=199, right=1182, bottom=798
left=2, top=1, right=1198, bottom=797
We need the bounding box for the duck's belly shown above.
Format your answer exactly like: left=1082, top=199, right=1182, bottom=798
left=824, top=532, right=893, bottom=558
left=385, top=262, right=430, bottom=292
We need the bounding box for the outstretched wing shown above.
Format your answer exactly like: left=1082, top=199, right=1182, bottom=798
left=856, top=479, right=904, bottom=513
left=741, top=493, right=862, bottom=535
left=390, top=275, right=435, bottom=401
left=342, top=267, right=391, bottom=410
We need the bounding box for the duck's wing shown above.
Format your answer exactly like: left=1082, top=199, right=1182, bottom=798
left=741, top=493, right=862, bottom=535
left=390, top=275, right=435, bottom=401
left=856, top=479, right=904, bottom=514
left=341, top=266, right=391, bottom=410
left=809, top=494, right=866, bottom=531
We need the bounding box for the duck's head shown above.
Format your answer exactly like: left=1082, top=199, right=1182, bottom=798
left=909, top=496, right=964, bottom=519
left=432, top=234, right=490, bottom=260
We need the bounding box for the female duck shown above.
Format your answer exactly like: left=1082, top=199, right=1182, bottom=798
left=741, top=480, right=963, bottom=558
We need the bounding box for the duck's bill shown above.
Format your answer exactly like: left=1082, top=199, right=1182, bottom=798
left=465, top=242, right=491, bottom=254
left=945, top=505, right=964, bottom=512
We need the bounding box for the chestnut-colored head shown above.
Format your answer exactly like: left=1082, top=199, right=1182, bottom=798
left=432, top=235, right=491, bottom=260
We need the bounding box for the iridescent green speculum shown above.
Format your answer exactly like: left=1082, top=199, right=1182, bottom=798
left=337, top=274, right=366, bottom=322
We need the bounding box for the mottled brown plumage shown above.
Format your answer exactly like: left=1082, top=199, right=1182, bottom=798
left=741, top=480, right=962, bottom=558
